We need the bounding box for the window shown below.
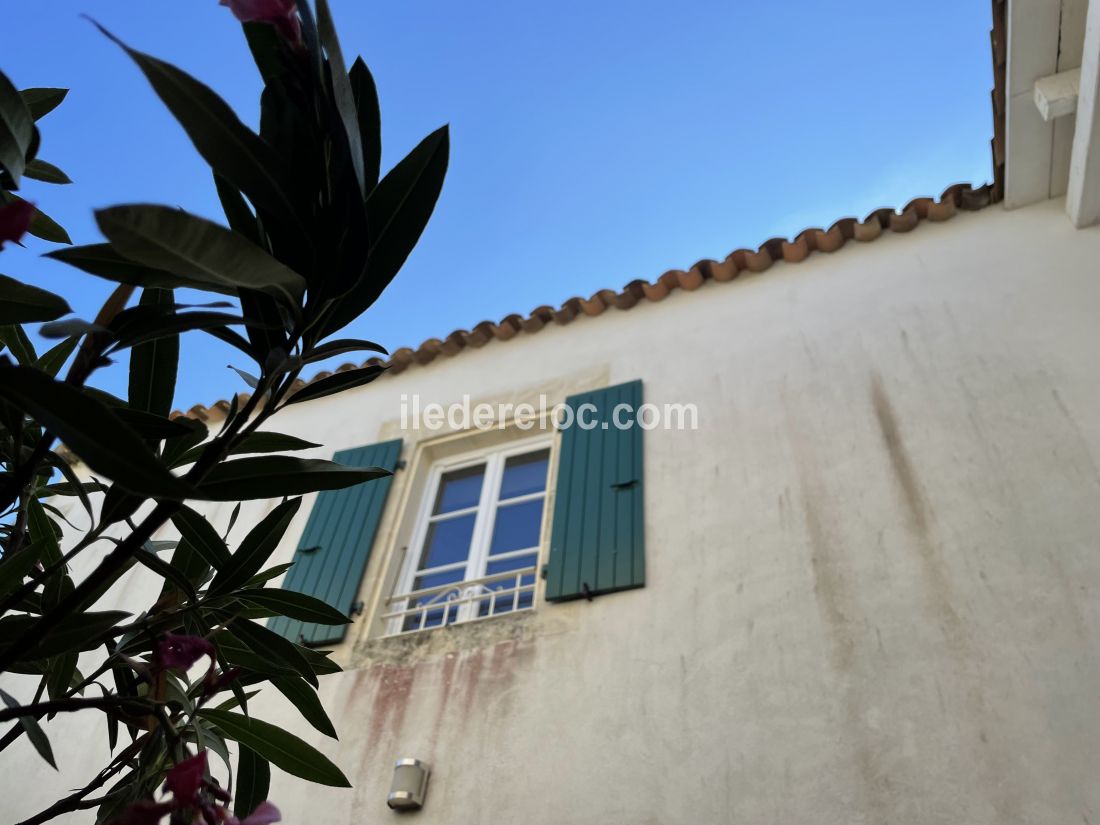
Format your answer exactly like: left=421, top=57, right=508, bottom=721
left=385, top=441, right=551, bottom=634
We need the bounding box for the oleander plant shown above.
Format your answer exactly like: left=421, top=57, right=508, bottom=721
left=0, top=1, right=448, bottom=823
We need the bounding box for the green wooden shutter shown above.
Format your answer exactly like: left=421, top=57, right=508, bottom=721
left=268, top=439, right=402, bottom=645
left=545, top=380, right=644, bottom=601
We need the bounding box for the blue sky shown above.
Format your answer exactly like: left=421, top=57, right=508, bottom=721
left=3, top=1, right=993, bottom=410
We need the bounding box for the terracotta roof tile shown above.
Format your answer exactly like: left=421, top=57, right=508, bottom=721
left=171, top=181, right=999, bottom=421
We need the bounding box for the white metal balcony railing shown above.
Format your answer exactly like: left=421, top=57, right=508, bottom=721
left=382, top=566, right=537, bottom=635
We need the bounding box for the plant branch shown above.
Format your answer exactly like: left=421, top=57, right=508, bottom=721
left=14, top=735, right=145, bottom=825
left=0, top=694, right=154, bottom=724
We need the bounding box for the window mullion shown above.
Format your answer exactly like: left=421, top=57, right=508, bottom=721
left=389, top=463, right=446, bottom=635
left=459, top=454, right=503, bottom=622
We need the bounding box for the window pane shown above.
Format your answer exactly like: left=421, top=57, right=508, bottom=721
left=499, top=449, right=550, bottom=500
left=478, top=565, right=536, bottom=617
left=404, top=567, right=465, bottom=632
left=433, top=464, right=485, bottom=514
left=488, top=499, right=543, bottom=556
left=413, top=567, right=467, bottom=591
left=485, top=552, right=537, bottom=577
left=418, top=513, right=476, bottom=570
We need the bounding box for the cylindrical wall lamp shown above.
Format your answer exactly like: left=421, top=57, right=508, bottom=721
left=388, top=758, right=430, bottom=811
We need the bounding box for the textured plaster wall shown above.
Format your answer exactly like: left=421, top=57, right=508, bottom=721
left=2, top=198, right=1098, bottom=824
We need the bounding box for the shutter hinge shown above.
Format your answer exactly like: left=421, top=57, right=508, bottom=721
left=611, top=479, right=638, bottom=490
left=350, top=600, right=365, bottom=617
left=581, top=582, right=594, bottom=602
left=300, top=545, right=321, bottom=555
left=395, top=459, right=407, bottom=471
left=540, top=564, right=548, bottom=580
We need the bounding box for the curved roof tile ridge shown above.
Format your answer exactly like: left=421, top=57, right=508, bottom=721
left=171, top=181, right=993, bottom=420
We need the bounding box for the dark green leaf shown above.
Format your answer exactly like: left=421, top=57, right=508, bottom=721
left=199, top=330, right=253, bottom=368
left=0, top=70, right=34, bottom=184
left=159, top=536, right=211, bottom=599
left=195, top=457, right=389, bottom=501
left=100, top=488, right=142, bottom=528
left=229, top=618, right=316, bottom=687
left=0, top=365, right=194, bottom=500
left=177, top=431, right=319, bottom=467
left=237, top=588, right=350, bottom=626
left=24, top=158, right=71, bottom=184
left=197, top=708, right=350, bottom=787
left=41, top=458, right=99, bottom=521
left=0, top=323, right=37, bottom=363
left=303, top=337, right=387, bottom=363
left=35, top=336, right=78, bottom=377
left=0, top=543, right=41, bottom=599
left=95, top=205, right=305, bottom=305
left=272, top=675, right=336, bottom=738
left=19, top=88, right=67, bottom=121
left=348, top=57, right=381, bottom=190
left=111, top=408, right=194, bottom=439
left=212, top=688, right=259, bottom=714
left=128, top=288, right=178, bottom=418
left=294, top=645, right=341, bottom=676
left=0, top=273, right=71, bottom=324
left=238, top=287, right=288, bottom=364
left=27, top=203, right=72, bottom=244
left=160, top=417, right=209, bottom=468
left=95, top=24, right=302, bottom=231
left=0, top=610, right=129, bottom=661
left=216, top=629, right=299, bottom=679
left=170, top=505, right=230, bottom=569
left=323, top=125, right=449, bottom=334
left=193, top=718, right=232, bottom=773
left=244, top=562, right=293, bottom=588
left=234, top=744, right=270, bottom=820
left=45, top=651, right=77, bottom=703
left=45, top=243, right=224, bottom=294
left=224, top=502, right=243, bottom=539
left=135, top=544, right=197, bottom=603
left=0, top=687, right=56, bottom=769
left=242, top=21, right=284, bottom=83
left=227, top=431, right=320, bottom=455
left=213, top=173, right=260, bottom=245
left=316, top=0, right=363, bottom=196
left=110, top=311, right=249, bottom=353
left=0, top=192, right=71, bottom=244
left=209, top=497, right=301, bottom=595
left=286, top=365, right=385, bottom=404
left=27, top=496, right=69, bottom=610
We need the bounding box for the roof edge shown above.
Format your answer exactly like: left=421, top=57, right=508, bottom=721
left=174, top=181, right=994, bottom=422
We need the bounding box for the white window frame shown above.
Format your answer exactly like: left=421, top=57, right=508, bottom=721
left=386, top=434, right=553, bottom=635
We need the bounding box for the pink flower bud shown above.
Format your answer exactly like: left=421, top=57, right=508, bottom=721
left=0, top=200, right=35, bottom=250
left=219, top=0, right=301, bottom=44
left=156, top=633, right=215, bottom=673
left=239, top=801, right=281, bottom=825
left=165, top=751, right=208, bottom=805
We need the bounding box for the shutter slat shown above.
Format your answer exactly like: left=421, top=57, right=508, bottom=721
left=268, top=439, right=402, bottom=644
left=546, top=381, right=644, bottom=601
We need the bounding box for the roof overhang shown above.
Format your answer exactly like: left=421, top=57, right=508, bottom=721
left=1004, top=0, right=1100, bottom=226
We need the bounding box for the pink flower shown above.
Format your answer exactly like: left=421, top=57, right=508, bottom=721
left=0, top=200, right=34, bottom=250
left=156, top=634, right=215, bottom=673
left=235, top=801, right=282, bottom=825
left=109, top=799, right=175, bottom=825
left=219, top=0, right=301, bottom=43
left=165, top=752, right=207, bottom=805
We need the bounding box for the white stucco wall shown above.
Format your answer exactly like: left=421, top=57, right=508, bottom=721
left=3, top=197, right=1098, bottom=824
